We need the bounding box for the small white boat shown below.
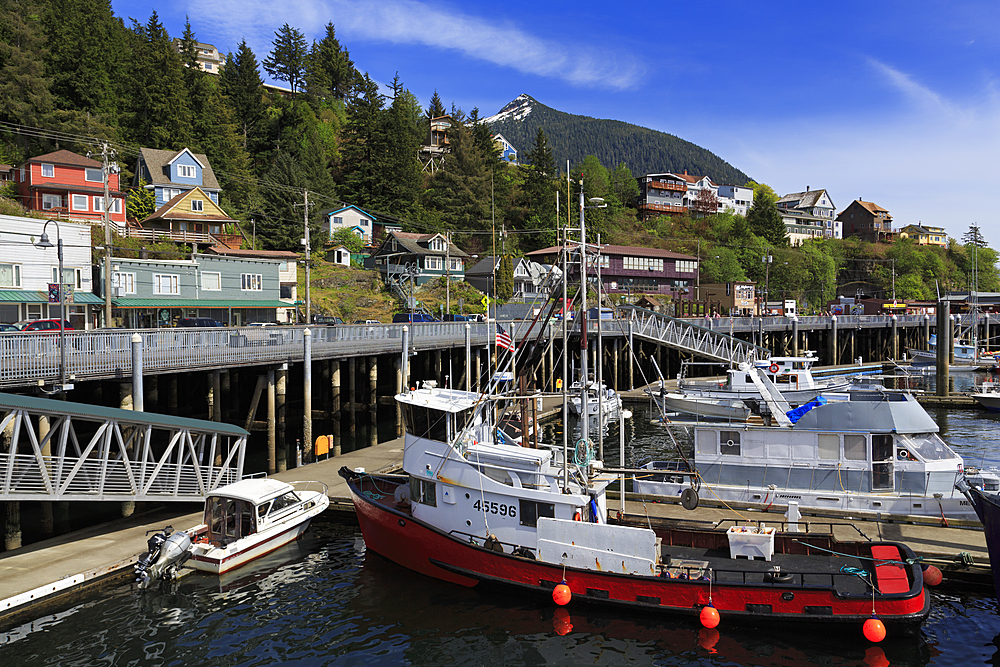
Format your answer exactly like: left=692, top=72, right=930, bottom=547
left=907, top=335, right=997, bottom=370
left=568, top=381, right=622, bottom=418
left=971, top=381, right=1000, bottom=412
left=135, top=478, right=329, bottom=586
left=677, top=356, right=852, bottom=403
left=648, top=385, right=749, bottom=421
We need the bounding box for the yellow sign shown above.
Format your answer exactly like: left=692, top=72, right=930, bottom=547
left=481, top=295, right=490, bottom=308
left=556, top=378, right=563, bottom=390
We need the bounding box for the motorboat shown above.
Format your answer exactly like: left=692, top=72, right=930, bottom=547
left=568, top=381, right=622, bottom=419
left=634, top=368, right=1000, bottom=522
left=647, top=385, right=750, bottom=421
left=970, top=380, right=1000, bottom=412
left=339, top=381, right=929, bottom=633
left=677, top=356, right=853, bottom=404
left=957, top=478, right=1000, bottom=605
left=907, top=334, right=997, bottom=370
left=135, top=477, right=329, bottom=587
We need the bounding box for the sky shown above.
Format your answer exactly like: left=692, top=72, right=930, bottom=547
left=111, top=0, right=1000, bottom=249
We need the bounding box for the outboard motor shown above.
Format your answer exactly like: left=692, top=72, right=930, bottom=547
left=135, top=526, right=193, bottom=589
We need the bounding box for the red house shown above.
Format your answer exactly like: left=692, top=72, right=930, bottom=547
left=14, top=149, right=127, bottom=227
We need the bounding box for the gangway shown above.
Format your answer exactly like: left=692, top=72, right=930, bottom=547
left=625, top=307, right=769, bottom=365
left=0, top=392, right=247, bottom=502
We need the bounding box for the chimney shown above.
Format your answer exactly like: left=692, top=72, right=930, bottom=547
left=806, top=185, right=810, bottom=192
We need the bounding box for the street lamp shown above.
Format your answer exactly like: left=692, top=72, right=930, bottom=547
left=36, top=220, right=72, bottom=394
left=761, top=253, right=772, bottom=315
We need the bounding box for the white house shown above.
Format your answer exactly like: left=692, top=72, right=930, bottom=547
left=0, top=214, right=102, bottom=329
left=327, top=245, right=351, bottom=266
left=323, top=205, right=376, bottom=245
left=777, top=188, right=839, bottom=243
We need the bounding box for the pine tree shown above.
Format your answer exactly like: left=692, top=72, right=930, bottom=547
left=306, top=23, right=357, bottom=101
left=263, top=24, right=308, bottom=94
left=426, top=90, right=446, bottom=120
left=219, top=39, right=266, bottom=153
left=963, top=224, right=988, bottom=248
left=383, top=75, right=422, bottom=216
left=0, top=0, right=53, bottom=148
left=340, top=74, right=389, bottom=207
left=521, top=128, right=558, bottom=249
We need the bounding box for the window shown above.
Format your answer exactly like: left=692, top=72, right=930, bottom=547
left=205, top=63, right=213, bottom=70
left=41, top=194, right=61, bottom=210
left=85, top=168, right=103, bottom=182
left=176, top=164, right=196, bottom=178
left=191, top=199, right=204, bottom=212
left=676, top=260, right=697, bottom=273
left=92, top=197, right=122, bottom=213
left=844, top=434, right=867, bottom=461
left=518, top=499, right=554, bottom=527
left=71, top=194, right=88, bottom=211
left=360, top=218, right=370, bottom=227
left=162, top=188, right=182, bottom=201
left=112, top=272, right=135, bottom=294
left=410, top=476, right=436, bottom=507
left=209, top=225, right=221, bottom=234
left=0, top=264, right=21, bottom=288
left=424, top=257, right=442, bottom=271
left=332, top=216, right=343, bottom=227
left=201, top=271, right=221, bottom=291
left=241, top=273, right=262, bottom=291
left=818, top=434, right=839, bottom=460
left=449, top=258, right=463, bottom=271
left=50, top=267, right=82, bottom=289
left=41, top=163, right=54, bottom=178
left=154, top=274, right=180, bottom=295
left=720, top=430, right=741, bottom=456
left=430, top=237, right=445, bottom=252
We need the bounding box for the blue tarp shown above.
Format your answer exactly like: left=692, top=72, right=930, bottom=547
left=786, top=395, right=828, bottom=424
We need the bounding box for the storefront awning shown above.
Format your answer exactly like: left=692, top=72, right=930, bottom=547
left=112, top=298, right=290, bottom=309
left=0, top=290, right=104, bottom=304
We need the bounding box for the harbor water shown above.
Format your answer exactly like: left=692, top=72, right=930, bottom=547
left=3, top=371, right=1000, bottom=665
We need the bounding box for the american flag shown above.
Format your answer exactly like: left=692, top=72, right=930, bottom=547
left=496, top=324, right=515, bottom=351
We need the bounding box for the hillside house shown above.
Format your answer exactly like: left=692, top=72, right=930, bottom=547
left=837, top=199, right=896, bottom=243
left=322, top=204, right=376, bottom=245
left=172, top=39, right=225, bottom=74
left=133, top=147, right=222, bottom=209
left=12, top=150, right=127, bottom=228
left=777, top=188, right=839, bottom=243
left=135, top=186, right=240, bottom=247
left=637, top=172, right=752, bottom=220
left=898, top=224, right=947, bottom=247
left=204, top=246, right=299, bottom=322
left=366, top=231, right=468, bottom=286
left=419, top=115, right=453, bottom=173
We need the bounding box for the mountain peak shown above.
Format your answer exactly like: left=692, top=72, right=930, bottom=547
left=484, top=94, right=538, bottom=125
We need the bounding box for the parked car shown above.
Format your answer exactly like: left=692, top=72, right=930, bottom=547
left=442, top=314, right=470, bottom=322
left=0, top=323, right=20, bottom=332
left=354, top=319, right=381, bottom=324
left=313, top=315, right=344, bottom=325
left=391, top=313, right=437, bottom=323
left=15, top=319, right=74, bottom=332
left=177, top=318, right=223, bottom=328
left=248, top=322, right=277, bottom=327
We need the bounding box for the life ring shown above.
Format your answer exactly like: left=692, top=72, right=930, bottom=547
left=573, top=509, right=582, bottom=521
left=769, top=363, right=780, bottom=373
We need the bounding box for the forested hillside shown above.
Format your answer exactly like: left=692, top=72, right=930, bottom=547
left=486, top=94, right=750, bottom=185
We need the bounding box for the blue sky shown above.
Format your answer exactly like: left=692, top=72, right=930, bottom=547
left=111, top=0, right=1000, bottom=249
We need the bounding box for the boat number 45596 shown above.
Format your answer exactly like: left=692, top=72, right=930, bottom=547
left=474, top=499, right=516, bottom=517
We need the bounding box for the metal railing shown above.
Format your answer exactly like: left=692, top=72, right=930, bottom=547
left=626, top=308, right=770, bottom=364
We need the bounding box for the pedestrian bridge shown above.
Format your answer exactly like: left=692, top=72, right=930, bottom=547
left=0, top=392, right=247, bottom=502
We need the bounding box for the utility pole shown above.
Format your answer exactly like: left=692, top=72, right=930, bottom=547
left=102, top=142, right=113, bottom=327
left=296, top=190, right=311, bottom=324
left=445, top=231, right=451, bottom=315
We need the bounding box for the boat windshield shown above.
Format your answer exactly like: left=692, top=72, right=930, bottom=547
left=896, top=433, right=954, bottom=461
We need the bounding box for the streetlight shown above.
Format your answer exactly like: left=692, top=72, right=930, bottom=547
left=36, top=220, right=72, bottom=394
left=761, top=253, right=772, bottom=315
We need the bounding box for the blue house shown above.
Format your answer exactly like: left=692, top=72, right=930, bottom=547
left=493, top=134, right=518, bottom=164
left=133, top=147, right=222, bottom=208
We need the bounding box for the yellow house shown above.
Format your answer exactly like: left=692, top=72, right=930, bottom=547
left=898, top=224, right=947, bottom=246
left=136, top=186, right=240, bottom=244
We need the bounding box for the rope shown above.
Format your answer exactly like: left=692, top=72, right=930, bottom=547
left=697, top=472, right=758, bottom=525
left=791, top=539, right=918, bottom=566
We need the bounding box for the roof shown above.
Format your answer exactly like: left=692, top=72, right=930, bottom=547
left=777, top=189, right=830, bottom=209
left=141, top=187, right=237, bottom=224
left=376, top=231, right=469, bottom=258
left=27, top=150, right=102, bottom=169
left=321, top=204, right=377, bottom=220
left=205, top=247, right=299, bottom=259
left=635, top=295, right=663, bottom=306
left=208, top=478, right=294, bottom=504
left=113, top=298, right=289, bottom=308
left=466, top=256, right=500, bottom=276
left=137, top=147, right=220, bottom=190
left=853, top=199, right=890, bottom=215
left=20, top=182, right=124, bottom=197
left=0, top=391, right=247, bottom=436
left=526, top=244, right=697, bottom=261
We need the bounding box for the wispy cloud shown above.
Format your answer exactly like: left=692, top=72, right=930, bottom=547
left=193, top=0, right=643, bottom=90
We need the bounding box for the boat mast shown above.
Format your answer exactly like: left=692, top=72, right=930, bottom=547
left=579, top=180, right=589, bottom=449
left=561, top=214, right=570, bottom=492
left=596, top=233, right=604, bottom=460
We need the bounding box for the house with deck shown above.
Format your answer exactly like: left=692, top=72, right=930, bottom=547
left=12, top=150, right=127, bottom=228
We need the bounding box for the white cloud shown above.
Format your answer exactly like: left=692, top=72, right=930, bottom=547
left=189, top=0, right=643, bottom=90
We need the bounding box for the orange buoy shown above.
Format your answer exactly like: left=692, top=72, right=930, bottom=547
left=553, top=581, right=572, bottom=606
left=923, top=564, right=943, bottom=587
left=553, top=608, right=573, bottom=635
left=699, top=603, right=720, bottom=629
left=698, top=628, right=719, bottom=652
left=863, top=615, right=886, bottom=642
left=573, top=509, right=582, bottom=521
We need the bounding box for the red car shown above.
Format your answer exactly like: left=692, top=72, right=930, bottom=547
left=14, top=319, right=74, bottom=332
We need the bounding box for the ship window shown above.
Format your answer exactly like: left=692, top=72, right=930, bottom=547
left=720, top=430, right=741, bottom=456
left=896, top=433, right=952, bottom=460
left=402, top=405, right=449, bottom=442
left=696, top=430, right=716, bottom=455
left=818, top=434, right=839, bottom=460
left=224, top=498, right=238, bottom=538
left=411, top=476, right=437, bottom=507
left=872, top=435, right=893, bottom=462
left=844, top=434, right=867, bottom=460
left=519, top=499, right=554, bottom=527
left=270, top=492, right=300, bottom=513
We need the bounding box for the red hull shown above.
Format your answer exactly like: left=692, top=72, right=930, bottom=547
left=344, top=472, right=929, bottom=632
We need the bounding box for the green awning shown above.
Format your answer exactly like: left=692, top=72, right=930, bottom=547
left=113, top=298, right=290, bottom=309
left=0, top=290, right=104, bottom=304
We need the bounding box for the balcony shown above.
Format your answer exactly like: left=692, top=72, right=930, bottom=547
left=647, top=180, right=687, bottom=193
left=639, top=202, right=687, bottom=215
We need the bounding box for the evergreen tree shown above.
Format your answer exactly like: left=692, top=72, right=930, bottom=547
left=0, top=0, right=53, bottom=149
left=263, top=23, right=308, bottom=94
left=306, top=23, right=357, bottom=101
left=340, top=74, right=389, bottom=207
left=126, top=178, right=157, bottom=221
left=122, top=13, right=192, bottom=149
left=383, top=75, right=422, bottom=216
left=426, top=90, right=446, bottom=119
left=258, top=149, right=307, bottom=250
left=219, top=39, right=266, bottom=153
left=521, top=128, right=558, bottom=249
left=497, top=254, right=514, bottom=301
left=746, top=181, right=787, bottom=247
left=424, top=119, right=491, bottom=240
left=963, top=224, right=988, bottom=248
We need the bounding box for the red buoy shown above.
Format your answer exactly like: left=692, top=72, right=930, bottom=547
left=553, top=608, right=573, bottom=635
left=863, top=615, right=886, bottom=642
left=699, top=603, right=720, bottom=629
left=923, top=564, right=943, bottom=587
left=553, top=581, right=572, bottom=606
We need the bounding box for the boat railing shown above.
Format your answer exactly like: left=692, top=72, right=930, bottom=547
left=289, top=480, right=330, bottom=498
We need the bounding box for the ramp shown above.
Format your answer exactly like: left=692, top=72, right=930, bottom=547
left=0, top=392, right=247, bottom=502
left=627, top=308, right=769, bottom=364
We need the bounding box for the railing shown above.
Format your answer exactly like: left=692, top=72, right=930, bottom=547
left=626, top=308, right=770, bottom=364
left=646, top=180, right=687, bottom=192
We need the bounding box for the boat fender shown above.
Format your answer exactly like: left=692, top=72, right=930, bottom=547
left=588, top=498, right=600, bottom=523
left=512, top=546, right=536, bottom=560
left=394, top=484, right=411, bottom=506
left=763, top=571, right=795, bottom=584
left=659, top=570, right=672, bottom=578
left=573, top=509, right=582, bottom=521
left=681, top=488, right=700, bottom=511
left=484, top=534, right=504, bottom=553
